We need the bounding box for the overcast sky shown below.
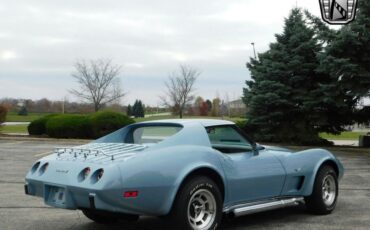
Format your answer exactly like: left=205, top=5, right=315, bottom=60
left=0, top=0, right=324, bottom=106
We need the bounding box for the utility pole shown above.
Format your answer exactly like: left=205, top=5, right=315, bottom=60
left=246, top=42, right=257, bottom=68
left=251, top=42, right=257, bottom=60
left=62, top=96, right=66, bottom=114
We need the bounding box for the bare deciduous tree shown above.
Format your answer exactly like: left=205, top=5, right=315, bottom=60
left=161, top=65, right=200, bottom=118
left=70, top=59, right=125, bottom=111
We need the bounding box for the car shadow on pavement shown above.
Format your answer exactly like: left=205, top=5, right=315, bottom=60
left=221, top=205, right=312, bottom=229
left=76, top=205, right=311, bottom=230
left=78, top=217, right=167, bottom=230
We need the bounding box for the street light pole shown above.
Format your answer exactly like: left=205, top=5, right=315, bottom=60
left=251, top=42, right=257, bottom=60
left=62, top=100, right=64, bottom=114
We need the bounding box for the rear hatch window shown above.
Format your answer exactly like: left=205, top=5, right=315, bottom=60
left=132, top=126, right=182, bottom=144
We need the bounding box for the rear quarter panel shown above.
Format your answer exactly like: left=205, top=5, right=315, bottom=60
left=116, top=145, right=226, bottom=216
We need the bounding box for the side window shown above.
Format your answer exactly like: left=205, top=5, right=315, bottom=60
left=206, top=126, right=253, bottom=153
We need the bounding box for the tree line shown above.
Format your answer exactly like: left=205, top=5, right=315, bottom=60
left=0, top=97, right=124, bottom=114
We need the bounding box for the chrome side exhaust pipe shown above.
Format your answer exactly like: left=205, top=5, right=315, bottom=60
left=231, top=197, right=304, bottom=217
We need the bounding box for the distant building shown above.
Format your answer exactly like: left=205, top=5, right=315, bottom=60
left=227, top=99, right=247, bottom=117
left=228, top=99, right=245, bottom=109
left=17, top=100, right=25, bottom=107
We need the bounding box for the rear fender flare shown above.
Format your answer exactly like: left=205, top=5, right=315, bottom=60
left=166, top=164, right=227, bottom=215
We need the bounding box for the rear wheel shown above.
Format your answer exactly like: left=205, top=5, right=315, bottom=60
left=305, top=165, right=338, bottom=215
left=168, top=176, right=223, bottom=230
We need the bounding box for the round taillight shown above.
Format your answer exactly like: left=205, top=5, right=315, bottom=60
left=31, top=162, right=40, bottom=174
left=91, top=169, right=104, bottom=183
left=78, top=167, right=91, bottom=182
left=97, top=169, right=104, bottom=180
left=39, top=163, right=49, bottom=175
left=84, top=167, right=91, bottom=178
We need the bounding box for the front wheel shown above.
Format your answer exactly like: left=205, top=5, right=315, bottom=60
left=169, top=176, right=223, bottom=230
left=305, top=165, right=338, bottom=215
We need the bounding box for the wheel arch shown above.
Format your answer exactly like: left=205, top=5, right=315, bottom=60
left=304, top=158, right=340, bottom=196
left=320, top=159, right=339, bottom=176
left=167, top=166, right=226, bottom=215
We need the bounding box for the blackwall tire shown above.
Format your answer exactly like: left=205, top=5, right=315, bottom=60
left=168, top=176, right=223, bottom=230
left=305, top=165, right=338, bottom=215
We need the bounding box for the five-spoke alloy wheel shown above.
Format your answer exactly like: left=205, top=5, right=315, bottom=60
left=169, top=176, right=222, bottom=230
left=305, top=165, right=338, bottom=215
left=321, top=174, right=337, bottom=207
left=187, top=189, right=217, bottom=229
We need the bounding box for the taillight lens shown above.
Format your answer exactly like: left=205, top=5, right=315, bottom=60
left=97, top=169, right=104, bottom=181
left=78, top=167, right=91, bottom=182
left=31, top=162, right=40, bottom=174
left=39, top=163, right=49, bottom=175
left=83, top=167, right=91, bottom=179
left=91, top=169, right=104, bottom=183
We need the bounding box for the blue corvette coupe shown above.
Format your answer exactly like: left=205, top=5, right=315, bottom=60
left=25, top=119, right=344, bottom=230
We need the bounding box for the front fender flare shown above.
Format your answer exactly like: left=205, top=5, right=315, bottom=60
left=302, top=156, right=343, bottom=196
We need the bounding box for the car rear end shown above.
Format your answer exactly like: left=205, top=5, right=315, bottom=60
left=25, top=143, right=146, bottom=214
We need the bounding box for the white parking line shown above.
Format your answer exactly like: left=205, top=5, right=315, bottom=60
left=34, top=151, right=51, bottom=157
left=1, top=141, right=27, bottom=146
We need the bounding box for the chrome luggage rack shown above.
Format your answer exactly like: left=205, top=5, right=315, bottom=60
left=54, top=143, right=147, bottom=161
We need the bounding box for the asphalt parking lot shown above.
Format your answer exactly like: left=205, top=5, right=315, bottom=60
left=0, top=138, right=369, bottom=230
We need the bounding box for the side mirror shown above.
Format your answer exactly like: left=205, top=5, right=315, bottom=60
left=252, top=143, right=258, bottom=156
left=253, top=144, right=265, bottom=155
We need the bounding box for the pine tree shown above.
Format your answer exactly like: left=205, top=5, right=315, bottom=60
left=127, top=104, right=132, bottom=116
left=317, top=1, right=370, bottom=125
left=132, top=100, right=139, bottom=118
left=243, top=8, right=331, bottom=144
left=137, top=100, right=145, bottom=118
left=132, top=100, right=145, bottom=118
left=18, top=106, right=28, bottom=116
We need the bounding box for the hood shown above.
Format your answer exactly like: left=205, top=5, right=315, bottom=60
left=54, top=143, right=148, bottom=164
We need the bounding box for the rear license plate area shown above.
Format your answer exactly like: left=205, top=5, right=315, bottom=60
left=46, top=185, right=66, bottom=206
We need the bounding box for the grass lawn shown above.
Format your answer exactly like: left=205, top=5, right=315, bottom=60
left=6, top=112, right=51, bottom=122
left=320, top=131, right=367, bottom=140
left=0, top=124, right=28, bottom=134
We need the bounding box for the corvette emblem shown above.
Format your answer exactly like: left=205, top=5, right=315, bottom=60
left=56, top=169, right=69, bottom=174
left=319, top=0, right=358, bottom=25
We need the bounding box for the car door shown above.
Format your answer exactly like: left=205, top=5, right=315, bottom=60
left=206, top=125, right=286, bottom=204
